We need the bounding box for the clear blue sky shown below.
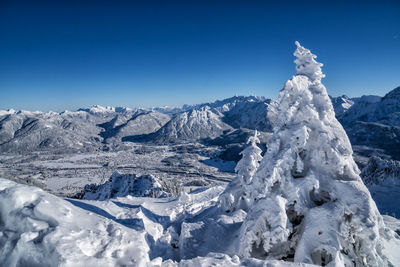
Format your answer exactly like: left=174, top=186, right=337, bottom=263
left=0, top=0, right=399, bottom=111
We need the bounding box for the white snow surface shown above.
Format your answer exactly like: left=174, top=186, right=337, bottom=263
left=0, top=178, right=150, bottom=267
left=0, top=178, right=323, bottom=266
left=0, top=109, right=16, bottom=116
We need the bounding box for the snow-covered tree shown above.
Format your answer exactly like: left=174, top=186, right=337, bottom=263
left=238, top=41, right=393, bottom=266
left=219, top=130, right=263, bottom=212
left=235, top=130, right=263, bottom=187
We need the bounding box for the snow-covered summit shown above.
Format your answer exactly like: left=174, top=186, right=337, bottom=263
left=337, top=85, right=400, bottom=159
left=78, top=105, right=133, bottom=115
left=329, top=95, right=355, bottom=116
left=146, top=107, right=232, bottom=143
left=78, top=105, right=115, bottom=114
left=0, top=108, right=16, bottom=116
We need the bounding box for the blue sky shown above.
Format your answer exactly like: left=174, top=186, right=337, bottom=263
left=0, top=0, right=399, bottom=111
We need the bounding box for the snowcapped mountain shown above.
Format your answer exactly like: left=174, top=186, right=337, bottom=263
left=98, top=110, right=170, bottom=145
left=185, top=95, right=277, bottom=132
left=0, top=106, right=170, bottom=153
left=0, top=110, right=104, bottom=153
left=0, top=97, right=276, bottom=152
left=4, top=86, right=398, bottom=156
left=329, top=94, right=382, bottom=117
left=339, top=88, right=400, bottom=126
left=337, top=86, right=400, bottom=159
left=137, top=107, right=233, bottom=143
left=78, top=105, right=133, bottom=115
left=128, top=96, right=277, bottom=144
left=329, top=95, right=354, bottom=116
left=0, top=108, right=16, bottom=116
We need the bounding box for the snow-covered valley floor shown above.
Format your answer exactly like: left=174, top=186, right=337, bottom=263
left=0, top=143, right=235, bottom=197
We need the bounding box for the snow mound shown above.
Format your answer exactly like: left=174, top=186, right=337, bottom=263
left=236, top=41, right=395, bottom=265
left=0, top=178, right=150, bottom=266
left=81, top=172, right=180, bottom=200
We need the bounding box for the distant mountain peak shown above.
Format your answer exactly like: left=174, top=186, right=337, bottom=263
left=78, top=105, right=133, bottom=114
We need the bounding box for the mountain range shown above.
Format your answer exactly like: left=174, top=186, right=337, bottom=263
left=1, top=87, right=399, bottom=163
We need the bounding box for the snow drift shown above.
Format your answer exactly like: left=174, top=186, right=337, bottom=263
left=0, top=178, right=150, bottom=266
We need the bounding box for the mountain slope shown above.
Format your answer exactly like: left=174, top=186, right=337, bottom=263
left=329, top=95, right=355, bottom=116
left=134, top=107, right=233, bottom=143
left=338, top=86, right=400, bottom=159
left=125, top=96, right=277, bottom=144
left=0, top=111, right=104, bottom=153
left=98, top=110, right=170, bottom=144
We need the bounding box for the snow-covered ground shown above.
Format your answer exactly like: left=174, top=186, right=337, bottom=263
left=0, top=145, right=236, bottom=197
left=1, top=178, right=399, bottom=266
